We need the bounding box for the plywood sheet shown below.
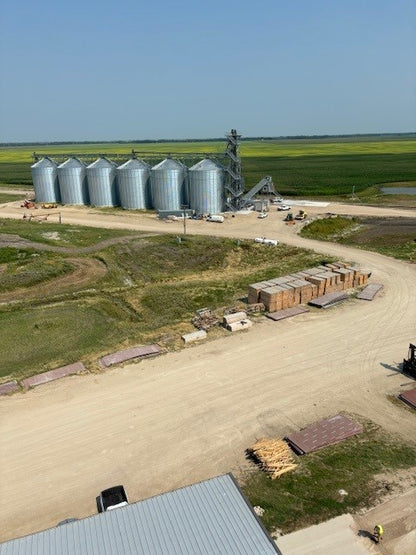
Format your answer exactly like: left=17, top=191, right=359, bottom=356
left=398, top=388, right=416, bottom=409
left=21, top=362, right=86, bottom=388
left=308, top=292, right=348, bottom=308
left=267, top=306, right=309, bottom=321
left=100, top=345, right=161, bottom=367
left=356, top=283, right=383, bottom=301
left=285, top=414, right=363, bottom=455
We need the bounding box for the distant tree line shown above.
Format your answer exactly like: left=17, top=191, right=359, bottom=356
left=1, top=132, right=415, bottom=147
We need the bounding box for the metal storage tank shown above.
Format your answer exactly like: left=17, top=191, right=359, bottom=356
left=30, top=157, right=60, bottom=203
left=117, top=158, right=151, bottom=210
left=57, top=157, right=89, bottom=205
left=189, top=158, right=224, bottom=214
left=86, top=157, right=118, bottom=207
left=150, top=158, right=187, bottom=211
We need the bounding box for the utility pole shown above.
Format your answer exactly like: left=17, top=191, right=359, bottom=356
left=182, top=205, right=188, bottom=236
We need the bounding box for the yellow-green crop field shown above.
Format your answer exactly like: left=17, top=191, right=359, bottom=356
left=1, top=137, right=416, bottom=164
left=1, top=136, right=415, bottom=198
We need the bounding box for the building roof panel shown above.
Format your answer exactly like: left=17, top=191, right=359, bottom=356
left=0, top=474, right=281, bottom=555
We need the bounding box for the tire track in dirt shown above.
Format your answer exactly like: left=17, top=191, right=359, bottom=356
left=0, top=232, right=157, bottom=254
left=0, top=258, right=108, bottom=303
left=0, top=232, right=158, bottom=303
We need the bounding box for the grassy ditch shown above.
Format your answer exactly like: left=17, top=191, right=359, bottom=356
left=300, top=216, right=416, bottom=261
left=242, top=419, right=416, bottom=534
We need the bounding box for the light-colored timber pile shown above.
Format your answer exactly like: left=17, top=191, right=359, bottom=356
left=223, top=311, right=253, bottom=332
left=248, top=438, right=298, bottom=479
left=248, top=261, right=371, bottom=312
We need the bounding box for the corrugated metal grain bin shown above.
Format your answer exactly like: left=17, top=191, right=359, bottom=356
left=86, top=157, right=118, bottom=207
left=150, top=158, right=187, bottom=211
left=31, top=157, right=60, bottom=203
left=57, top=157, right=89, bottom=205
left=189, top=158, right=224, bottom=215
left=117, top=158, right=151, bottom=209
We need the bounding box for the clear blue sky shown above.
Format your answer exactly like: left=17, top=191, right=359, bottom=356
left=1, top=0, right=415, bottom=142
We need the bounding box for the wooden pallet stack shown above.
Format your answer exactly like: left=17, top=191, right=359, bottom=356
left=248, top=438, right=298, bottom=479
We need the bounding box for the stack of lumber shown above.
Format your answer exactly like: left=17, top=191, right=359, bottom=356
left=191, top=308, right=220, bottom=331
left=223, top=311, right=248, bottom=325
left=248, top=261, right=371, bottom=312
left=182, top=330, right=207, bottom=344
left=223, top=311, right=253, bottom=332
left=248, top=438, right=298, bottom=479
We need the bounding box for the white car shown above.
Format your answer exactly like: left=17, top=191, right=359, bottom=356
left=277, top=204, right=291, bottom=211
left=257, top=212, right=268, bottom=219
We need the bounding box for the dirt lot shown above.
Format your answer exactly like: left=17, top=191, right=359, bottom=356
left=0, top=199, right=416, bottom=550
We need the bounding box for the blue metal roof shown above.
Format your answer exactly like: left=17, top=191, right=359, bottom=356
left=0, top=474, right=281, bottom=554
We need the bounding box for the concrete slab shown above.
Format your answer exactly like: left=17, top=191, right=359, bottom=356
left=284, top=200, right=330, bottom=207
left=277, top=514, right=373, bottom=555
left=353, top=488, right=416, bottom=555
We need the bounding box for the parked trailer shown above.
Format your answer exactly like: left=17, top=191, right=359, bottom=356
left=254, top=237, right=278, bottom=246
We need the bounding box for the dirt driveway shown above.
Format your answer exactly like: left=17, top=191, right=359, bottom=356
left=0, top=200, right=415, bottom=547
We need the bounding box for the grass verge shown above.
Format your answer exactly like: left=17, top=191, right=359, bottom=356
left=300, top=216, right=416, bottom=261
left=0, top=218, right=140, bottom=247
left=242, top=418, right=416, bottom=535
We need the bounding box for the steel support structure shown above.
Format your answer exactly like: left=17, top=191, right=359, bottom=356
left=223, top=129, right=245, bottom=210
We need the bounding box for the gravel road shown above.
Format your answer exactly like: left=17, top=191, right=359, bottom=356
left=0, top=200, right=415, bottom=547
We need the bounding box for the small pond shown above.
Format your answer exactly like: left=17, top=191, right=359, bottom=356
left=381, top=187, right=416, bottom=195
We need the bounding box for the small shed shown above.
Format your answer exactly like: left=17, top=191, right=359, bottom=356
left=253, top=199, right=270, bottom=212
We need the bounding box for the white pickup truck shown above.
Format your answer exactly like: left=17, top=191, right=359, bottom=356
left=206, top=214, right=224, bottom=223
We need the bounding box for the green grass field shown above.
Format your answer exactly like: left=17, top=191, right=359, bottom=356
left=300, top=216, right=416, bottom=261
left=0, top=220, right=328, bottom=381
left=242, top=419, right=416, bottom=534
left=1, top=137, right=415, bottom=197
left=0, top=301, right=136, bottom=381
